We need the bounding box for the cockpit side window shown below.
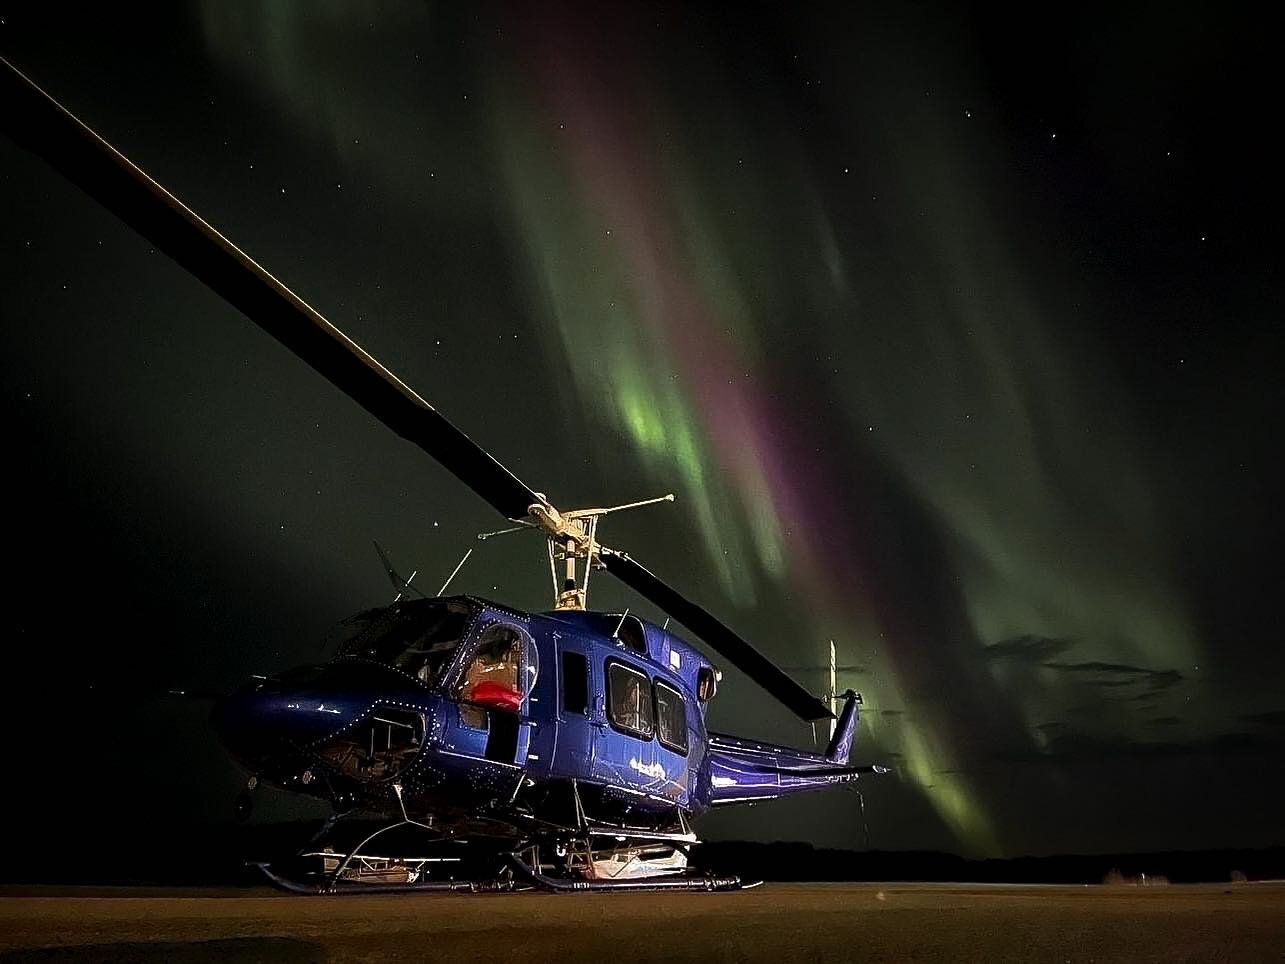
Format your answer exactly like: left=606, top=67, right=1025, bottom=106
left=454, top=622, right=536, bottom=718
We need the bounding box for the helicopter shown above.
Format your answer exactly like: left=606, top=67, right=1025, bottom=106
left=1, top=56, right=886, bottom=893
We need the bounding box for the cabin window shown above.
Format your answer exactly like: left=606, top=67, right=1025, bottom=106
left=607, top=661, right=654, bottom=738
left=612, top=614, right=648, bottom=656
left=654, top=680, right=688, bottom=754
left=697, top=665, right=719, bottom=703
left=561, top=650, right=589, bottom=715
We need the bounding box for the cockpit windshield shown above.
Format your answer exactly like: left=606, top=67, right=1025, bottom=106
left=336, top=599, right=477, bottom=686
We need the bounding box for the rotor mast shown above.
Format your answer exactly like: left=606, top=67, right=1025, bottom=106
left=484, top=494, right=677, bottom=610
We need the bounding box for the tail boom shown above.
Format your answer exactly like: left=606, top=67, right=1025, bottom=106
left=703, top=692, right=884, bottom=806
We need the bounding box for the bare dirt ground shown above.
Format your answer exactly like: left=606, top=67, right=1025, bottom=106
left=1, top=882, right=1282, bottom=962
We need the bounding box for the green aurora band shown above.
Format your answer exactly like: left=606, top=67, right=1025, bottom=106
left=190, top=2, right=1209, bottom=855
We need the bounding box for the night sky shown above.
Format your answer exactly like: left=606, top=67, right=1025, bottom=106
left=2, top=3, right=1281, bottom=860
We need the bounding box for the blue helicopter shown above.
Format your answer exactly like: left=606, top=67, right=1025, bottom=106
left=2, top=57, right=885, bottom=893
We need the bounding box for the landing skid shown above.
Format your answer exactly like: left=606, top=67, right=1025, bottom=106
left=250, top=784, right=518, bottom=895
left=505, top=850, right=745, bottom=892
left=251, top=785, right=751, bottom=895
left=253, top=860, right=519, bottom=895
left=254, top=854, right=747, bottom=894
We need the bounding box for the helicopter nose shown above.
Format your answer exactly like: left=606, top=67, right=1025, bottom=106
left=211, top=662, right=413, bottom=772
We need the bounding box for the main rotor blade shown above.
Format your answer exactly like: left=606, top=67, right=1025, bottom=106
left=600, top=549, right=834, bottom=722
left=0, top=57, right=541, bottom=522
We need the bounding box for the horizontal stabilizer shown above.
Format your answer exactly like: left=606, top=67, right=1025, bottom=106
left=825, top=690, right=862, bottom=763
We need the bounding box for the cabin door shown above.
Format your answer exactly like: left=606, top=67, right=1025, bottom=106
left=520, top=631, right=558, bottom=777
left=590, top=658, right=658, bottom=794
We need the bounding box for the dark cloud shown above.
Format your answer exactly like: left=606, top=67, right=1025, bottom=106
left=1044, top=661, right=1185, bottom=693
left=984, top=638, right=1186, bottom=698
left=1125, top=692, right=1162, bottom=705
left=998, top=730, right=1283, bottom=764
left=984, top=635, right=1075, bottom=663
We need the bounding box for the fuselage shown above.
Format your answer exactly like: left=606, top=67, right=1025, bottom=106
left=213, top=595, right=862, bottom=837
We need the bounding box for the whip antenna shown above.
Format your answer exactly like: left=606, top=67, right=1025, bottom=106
left=436, top=547, right=474, bottom=597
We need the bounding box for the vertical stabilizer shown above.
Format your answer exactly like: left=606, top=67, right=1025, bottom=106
left=824, top=690, right=861, bottom=764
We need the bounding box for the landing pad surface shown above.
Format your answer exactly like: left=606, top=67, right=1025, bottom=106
left=1, top=882, right=1282, bottom=962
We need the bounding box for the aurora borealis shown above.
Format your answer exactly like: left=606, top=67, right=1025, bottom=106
left=2, top=3, right=1281, bottom=859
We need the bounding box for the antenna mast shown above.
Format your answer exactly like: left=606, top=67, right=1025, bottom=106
left=829, top=640, right=838, bottom=741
